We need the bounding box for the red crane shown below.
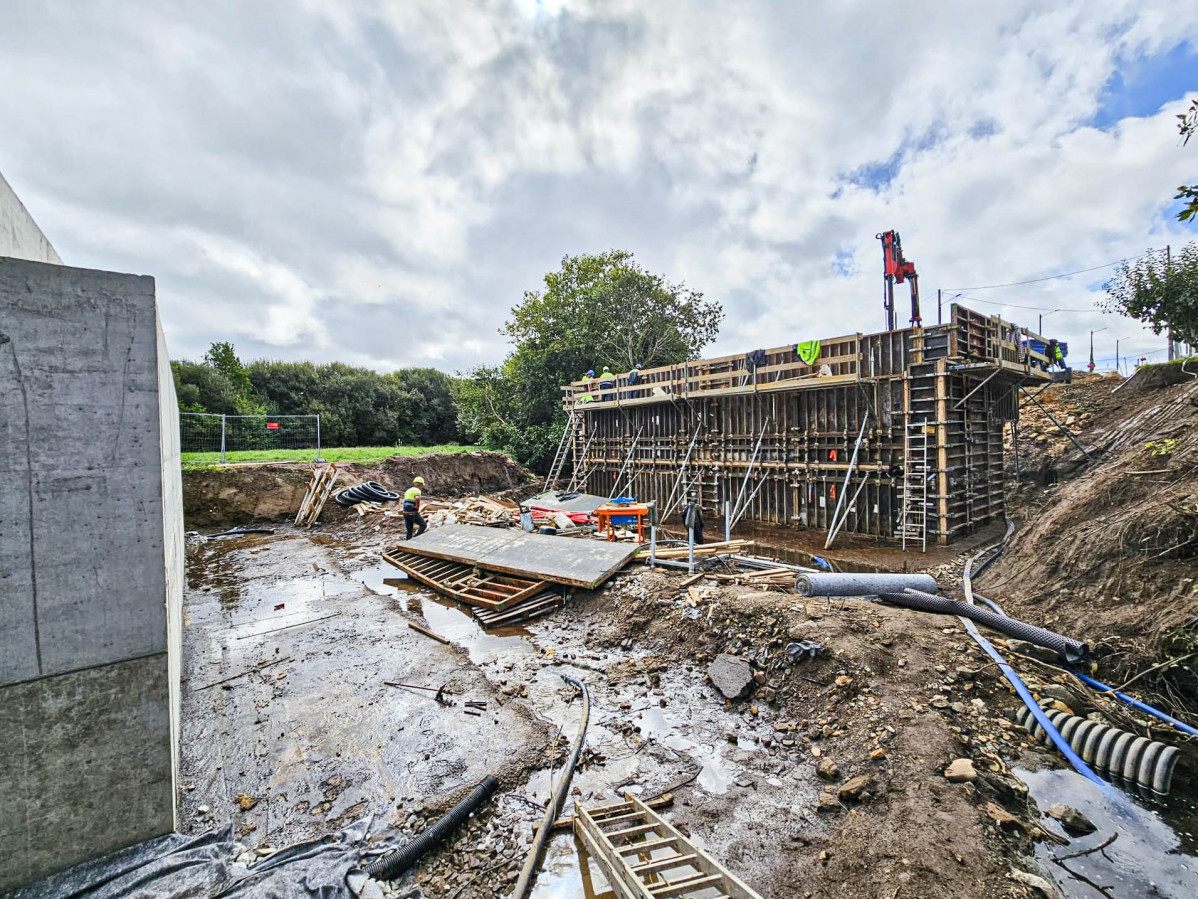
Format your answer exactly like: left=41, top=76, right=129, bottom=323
left=878, top=230, right=922, bottom=330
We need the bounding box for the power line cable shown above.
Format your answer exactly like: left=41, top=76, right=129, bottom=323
left=953, top=294, right=1094, bottom=313
left=941, top=253, right=1147, bottom=291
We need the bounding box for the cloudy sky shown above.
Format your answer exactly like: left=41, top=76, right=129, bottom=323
left=2, top=0, right=1196, bottom=374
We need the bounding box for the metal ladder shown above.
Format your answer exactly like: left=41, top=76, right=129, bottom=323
left=544, top=411, right=580, bottom=490
left=574, top=792, right=764, bottom=899
left=898, top=420, right=929, bottom=552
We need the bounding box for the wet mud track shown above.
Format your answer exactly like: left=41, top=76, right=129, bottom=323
left=181, top=530, right=1198, bottom=898
left=179, top=533, right=553, bottom=846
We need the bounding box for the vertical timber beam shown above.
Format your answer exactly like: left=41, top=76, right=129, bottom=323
left=934, top=358, right=950, bottom=545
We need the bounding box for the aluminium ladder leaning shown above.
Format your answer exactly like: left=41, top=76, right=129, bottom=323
left=574, top=792, right=764, bottom=899
left=898, top=420, right=929, bottom=552
left=544, top=411, right=581, bottom=490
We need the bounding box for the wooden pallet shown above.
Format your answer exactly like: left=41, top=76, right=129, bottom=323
left=472, top=591, right=563, bottom=628
left=381, top=550, right=547, bottom=611
left=574, top=793, right=763, bottom=899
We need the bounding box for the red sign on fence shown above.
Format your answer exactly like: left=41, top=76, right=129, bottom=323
left=266, top=422, right=280, bottom=430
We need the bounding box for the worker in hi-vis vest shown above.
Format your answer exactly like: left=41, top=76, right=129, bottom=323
left=403, top=476, right=428, bottom=540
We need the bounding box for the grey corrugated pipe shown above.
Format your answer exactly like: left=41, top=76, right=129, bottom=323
left=510, top=676, right=590, bottom=899
left=364, top=776, right=499, bottom=880
left=878, top=588, right=1089, bottom=663
left=1015, top=705, right=1181, bottom=795
left=795, top=572, right=938, bottom=597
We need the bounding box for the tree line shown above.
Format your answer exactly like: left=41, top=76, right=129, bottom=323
left=172, top=251, right=724, bottom=466
left=172, top=344, right=462, bottom=448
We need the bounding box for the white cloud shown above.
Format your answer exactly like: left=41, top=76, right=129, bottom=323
left=1, top=0, right=1196, bottom=374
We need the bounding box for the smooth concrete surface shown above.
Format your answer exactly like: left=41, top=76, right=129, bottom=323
left=0, top=255, right=182, bottom=888
left=0, top=655, right=173, bottom=891
left=157, top=313, right=185, bottom=824
left=0, top=171, right=62, bottom=264
left=0, top=259, right=166, bottom=680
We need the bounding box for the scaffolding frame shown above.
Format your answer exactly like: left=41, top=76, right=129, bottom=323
left=562, top=304, right=1049, bottom=545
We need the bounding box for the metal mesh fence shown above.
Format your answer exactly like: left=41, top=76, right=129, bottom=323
left=180, top=413, right=321, bottom=461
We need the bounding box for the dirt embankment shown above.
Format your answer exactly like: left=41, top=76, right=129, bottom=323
left=183, top=451, right=535, bottom=529
left=990, top=363, right=1198, bottom=714
left=582, top=573, right=1057, bottom=899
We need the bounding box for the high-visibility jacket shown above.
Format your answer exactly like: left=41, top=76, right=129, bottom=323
left=403, top=486, right=422, bottom=512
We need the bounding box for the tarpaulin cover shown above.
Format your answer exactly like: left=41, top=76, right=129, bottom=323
left=6, top=818, right=374, bottom=899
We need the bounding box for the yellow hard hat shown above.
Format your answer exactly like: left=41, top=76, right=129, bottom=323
left=414, top=476, right=425, bottom=485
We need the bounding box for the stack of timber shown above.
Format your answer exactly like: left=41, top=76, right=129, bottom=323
left=632, top=539, right=754, bottom=562
left=422, top=495, right=520, bottom=528
left=706, top=564, right=796, bottom=588
left=295, top=463, right=340, bottom=527
left=472, top=590, right=564, bottom=628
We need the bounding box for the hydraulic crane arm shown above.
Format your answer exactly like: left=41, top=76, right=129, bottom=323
left=878, top=230, right=922, bottom=330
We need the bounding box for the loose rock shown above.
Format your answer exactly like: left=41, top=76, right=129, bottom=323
left=944, top=758, right=977, bottom=783
left=1046, top=803, right=1097, bottom=836
left=708, top=653, right=754, bottom=700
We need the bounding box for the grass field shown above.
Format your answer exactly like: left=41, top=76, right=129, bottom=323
left=180, top=445, right=482, bottom=469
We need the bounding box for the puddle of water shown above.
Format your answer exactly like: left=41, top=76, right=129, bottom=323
left=350, top=562, right=535, bottom=665
left=1018, top=766, right=1198, bottom=898
left=222, top=575, right=358, bottom=639
left=528, top=832, right=586, bottom=898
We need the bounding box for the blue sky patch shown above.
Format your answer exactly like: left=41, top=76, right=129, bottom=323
left=1094, top=41, right=1197, bottom=128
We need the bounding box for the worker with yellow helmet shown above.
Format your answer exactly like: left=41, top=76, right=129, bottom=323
left=403, top=476, right=428, bottom=540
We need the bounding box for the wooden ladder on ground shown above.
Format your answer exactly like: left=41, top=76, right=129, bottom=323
left=898, top=420, right=929, bottom=552
left=574, top=793, right=764, bottom=899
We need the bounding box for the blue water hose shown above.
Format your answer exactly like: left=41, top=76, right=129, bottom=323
left=962, top=545, right=1119, bottom=797
left=1067, top=669, right=1198, bottom=739
left=967, top=535, right=1198, bottom=740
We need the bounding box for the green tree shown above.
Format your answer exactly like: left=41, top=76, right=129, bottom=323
left=457, top=251, right=723, bottom=467
left=1176, top=99, right=1198, bottom=223
left=171, top=360, right=240, bottom=414
left=203, top=341, right=264, bottom=414
left=1102, top=243, right=1198, bottom=345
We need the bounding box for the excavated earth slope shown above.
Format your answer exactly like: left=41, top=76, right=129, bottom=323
left=988, top=363, right=1198, bottom=714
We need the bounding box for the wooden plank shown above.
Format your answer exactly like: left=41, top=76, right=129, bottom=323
left=650, top=874, right=722, bottom=897
left=398, top=524, right=636, bottom=589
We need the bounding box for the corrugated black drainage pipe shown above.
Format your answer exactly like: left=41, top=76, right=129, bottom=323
left=878, top=589, right=1088, bottom=664
left=365, top=776, right=499, bottom=880
left=1015, top=706, right=1180, bottom=795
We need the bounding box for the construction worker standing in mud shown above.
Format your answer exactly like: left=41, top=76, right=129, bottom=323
left=403, top=476, right=428, bottom=540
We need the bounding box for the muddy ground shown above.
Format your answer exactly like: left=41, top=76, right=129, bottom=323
left=178, top=433, right=1198, bottom=898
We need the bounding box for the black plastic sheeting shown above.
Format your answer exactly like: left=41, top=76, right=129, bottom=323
left=6, top=818, right=374, bottom=899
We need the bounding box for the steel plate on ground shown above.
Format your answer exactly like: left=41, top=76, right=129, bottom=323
left=399, top=524, right=636, bottom=589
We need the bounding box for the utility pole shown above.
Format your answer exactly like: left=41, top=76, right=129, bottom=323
left=937, top=288, right=942, bottom=325
left=1167, top=245, right=1173, bottom=361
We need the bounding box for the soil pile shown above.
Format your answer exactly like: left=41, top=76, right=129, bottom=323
left=183, top=451, right=535, bottom=528
left=989, top=362, right=1198, bottom=714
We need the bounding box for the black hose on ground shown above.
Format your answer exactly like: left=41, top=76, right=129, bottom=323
left=878, top=588, right=1089, bottom=663
left=510, top=676, right=590, bottom=899
left=364, top=776, right=499, bottom=881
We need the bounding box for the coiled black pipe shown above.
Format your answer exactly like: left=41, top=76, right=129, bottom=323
left=335, top=482, right=400, bottom=506
left=364, top=776, right=499, bottom=880
left=1015, top=705, right=1181, bottom=795
left=878, top=589, right=1089, bottom=664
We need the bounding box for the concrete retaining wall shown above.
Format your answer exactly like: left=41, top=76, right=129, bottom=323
left=0, top=171, right=62, bottom=264
left=0, top=257, right=182, bottom=889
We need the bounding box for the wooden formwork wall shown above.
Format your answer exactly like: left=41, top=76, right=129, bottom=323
left=576, top=339, right=1020, bottom=544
